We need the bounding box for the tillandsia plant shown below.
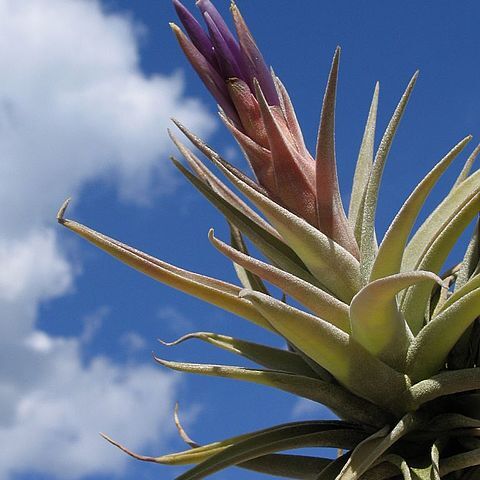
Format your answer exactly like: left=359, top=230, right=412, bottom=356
left=57, top=0, right=480, bottom=478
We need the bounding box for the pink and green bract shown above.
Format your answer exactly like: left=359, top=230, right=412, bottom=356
left=58, top=1, right=480, bottom=479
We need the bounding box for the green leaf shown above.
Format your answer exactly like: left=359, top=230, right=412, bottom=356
left=406, top=287, right=480, bottom=381
left=170, top=130, right=280, bottom=240
left=154, top=355, right=390, bottom=426
left=453, top=143, right=480, bottom=189
left=349, top=271, right=441, bottom=369
left=210, top=229, right=351, bottom=332
left=440, top=448, right=480, bottom=476
left=240, top=289, right=407, bottom=414
left=159, top=331, right=319, bottom=378
left=455, top=218, right=480, bottom=292
left=337, top=413, right=425, bottom=480
left=405, top=368, right=480, bottom=410
left=350, top=82, right=379, bottom=242
left=359, top=72, right=418, bottom=284
left=56, top=200, right=270, bottom=330
left=204, top=155, right=361, bottom=302
left=401, top=192, right=480, bottom=334
left=370, top=136, right=471, bottom=281
left=229, top=225, right=269, bottom=294
left=102, top=421, right=360, bottom=467
left=240, top=453, right=332, bottom=479
left=175, top=422, right=367, bottom=480
left=172, top=158, right=318, bottom=287
left=401, top=168, right=480, bottom=275
left=315, top=47, right=359, bottom=257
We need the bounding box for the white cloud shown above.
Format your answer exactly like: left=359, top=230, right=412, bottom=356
left=0, top=0, right=215, bottom=477
left=0, top=0, right=215, bottom=238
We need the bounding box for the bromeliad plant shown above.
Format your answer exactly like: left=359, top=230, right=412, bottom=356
left=57, top=1, right=480, bottom=478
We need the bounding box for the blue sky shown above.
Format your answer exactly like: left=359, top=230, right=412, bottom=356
left=2, top=1, right=479, bottom=479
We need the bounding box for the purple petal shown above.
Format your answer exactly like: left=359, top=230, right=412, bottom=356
left=170, top=23, right=240, bottom=126
left=204, top=12, right=242, bottom=80
left=196, top=0, right=242, bottom=64
left=172, top=0, right=217, bottom=68
left=231, top=2, right=279, bottom=106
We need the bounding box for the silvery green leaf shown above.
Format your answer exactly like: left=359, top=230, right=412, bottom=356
left=172, top=158, right=318, bottom=286
left=406, top=286, right=480, bottom=382
left=337, top=413, right=424, bottom=480
left=56, top=199, right=270, bottom=330
left=240, top=289, right=407, bottom=414
left=350, top=271, right=440, bottom=369
left=175, top=421, right=367, bottom=480
left=350, top=82, right=379, bottom=240
left=154, top=355, right=390, bottom=426
left=206, top=155, right=362, bottom=302
left=159, top=331, right=319, bottom=378
left=359, top=72, right=418, bottom=284
left=401, top=193, right=480, bottom=334
left=210, top=229, right=350, bottom=332
left=371, top=136, right=471, bottom=281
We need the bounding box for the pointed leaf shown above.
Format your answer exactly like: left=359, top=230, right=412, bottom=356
left=240, top=289, right=407, bottom=414
left=453, top=143, right=480, bottom=188
left=155, top=355, right=390, bottom=426
left=371, top=136, right=471, bottom=281
left=56, top=200, right=270, bottom=330
left=229, top=225, right=269, bottom=294
left=103, top=420, right=355, bottom=466
left=349, top=82, right=379, bottom=237
left=315, top=48, right=359, bottom=257
left=210, top=229, right=351, bottom=332
left=455, top=218, right=480, bottom=292
left=172, top=159, right=318, bottom=286
left=406, top=287, right=480, bottom=382
left=350, top=271, right=441, bottom=369
left=359, top=72, right=418, bottom=283
left=170, top=131, right=280, bottom=239
left=337, top=413, right=425, bottom=480
left=159, top=331, right=319, bottom=378
left=401, top=192, right=480, bottom=334
left=205, top=155, right=361, bottom=302
left=440, top=448, right=480, bottom=476
left=401, top=168, right=480, bottom=274
left=176, top=422, right=367, bottom=480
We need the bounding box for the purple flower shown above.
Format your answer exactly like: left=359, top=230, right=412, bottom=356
left=171, top=1, right=358, bottom=257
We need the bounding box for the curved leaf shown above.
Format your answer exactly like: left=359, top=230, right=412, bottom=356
left=154, top=355, right=390, bottom=426
left=172, top=158, right=318, bottom=286
left=406, top=287, right=480, bottom=382
left=337, top=413, right=424, bottom=480
left=440, top=448, right=480, bottom=476
left=401, top=193, right=480, bottom=334
left=205, top=154, right=361, bottom=302
left=170, top=130, right=280, bottom=240
left=315, top=47, right=359, bottom=257
left=210, top=229, right=351, bottom=332
left=370, top=136, right=471, bottom=281
left=349, top=271, right=441, bottom=369
left=229, top=225, right=269, bottom=294
left=176, top=422, right=367, bottom=480
left=56, top=200, right=270, bottom=330
left=359, top=72, right=418, bottom=284
left=405, top=368, right=480, bottom=410
left=102, top=420, right=359, bottom=467
left=159, top=331, right=319, bottom=378
left=401, top=168, right=480, bottom=274
left=240, top=289, right=407, bottom=414
left=350, top=82, right=379, bottom=238
left=453, top=143, right=480, bottom=188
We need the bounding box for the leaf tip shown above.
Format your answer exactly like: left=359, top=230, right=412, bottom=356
left=57, top=198, right=71, bottom=224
